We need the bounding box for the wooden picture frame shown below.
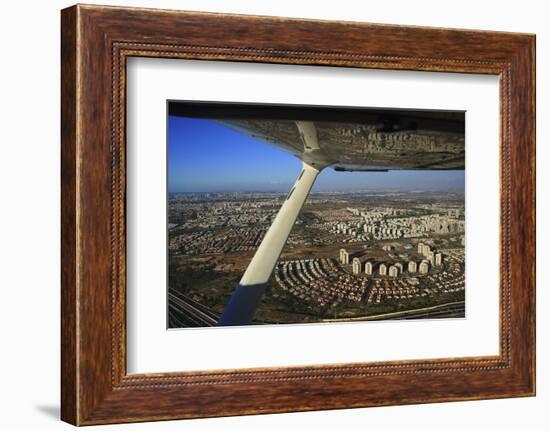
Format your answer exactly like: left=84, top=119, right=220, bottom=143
left=61, top=4, right=535, bottom=425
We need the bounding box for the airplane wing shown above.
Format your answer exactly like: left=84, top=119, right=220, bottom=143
left=169, top=101, right=465, bottom=171
left=218, top=117, right=465, bottom=171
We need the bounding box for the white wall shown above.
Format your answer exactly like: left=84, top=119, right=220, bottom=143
left=0, top=1, right=546, bottom=429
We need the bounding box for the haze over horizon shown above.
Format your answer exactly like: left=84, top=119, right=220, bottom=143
left=168, top=116, right=465, bottom=194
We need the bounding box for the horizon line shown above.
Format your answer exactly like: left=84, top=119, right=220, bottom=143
left=168, top=189, right=466, bottom=194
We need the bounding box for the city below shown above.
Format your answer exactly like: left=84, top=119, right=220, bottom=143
left=168, top=189, right=465, bottom=327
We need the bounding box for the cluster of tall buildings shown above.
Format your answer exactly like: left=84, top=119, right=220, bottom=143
left=333, top=221, right=368, bottom=242
left=417, top=242, right=443, bottom=267
left=331, top=206, right=465, bottom=243
left=339, top=241, right=444, bottom=278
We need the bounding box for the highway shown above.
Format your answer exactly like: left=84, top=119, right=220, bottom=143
left=321, top=301, right=466, bottom=323
left=168, top=290, right=220, bottom=328
left=169, top=289, right=465, bottom=327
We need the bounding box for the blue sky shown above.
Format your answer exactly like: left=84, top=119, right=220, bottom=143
left=168, top=116, right=465, bottom=193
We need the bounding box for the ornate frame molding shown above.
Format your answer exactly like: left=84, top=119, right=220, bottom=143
left=61, top=5, right=535, bottom=425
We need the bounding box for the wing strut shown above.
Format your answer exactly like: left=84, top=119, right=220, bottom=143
left=218, top=162, right=320, bottom=326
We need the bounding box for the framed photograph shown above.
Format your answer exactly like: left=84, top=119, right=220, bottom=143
left=61, top=4, right=536, bottom=425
